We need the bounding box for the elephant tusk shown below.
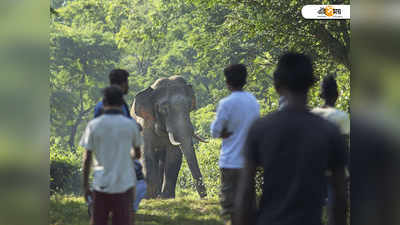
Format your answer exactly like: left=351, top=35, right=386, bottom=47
left=193, top=133, right=208, bottom=143
left=168, top=132, right=181, bottom=146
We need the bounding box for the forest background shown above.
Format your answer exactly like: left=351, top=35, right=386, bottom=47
left=49, top=0, right=350, bottom=224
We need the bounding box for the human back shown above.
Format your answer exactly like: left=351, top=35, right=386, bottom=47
left=234, top=53, right=347, bottom=225
left=211, top=64, right=260, bottom=168
left=218, top=91, right=259, bottom=167
left=210, top=63, right=260, bottom=222
left=81, top=85, right=143, bottom=225
left=221, top=91, right=259, bottom=133
left=312, top=106, right=349, bottom=135
left=312, top=74, right=350, bottom=135
left=247, top=109, right=346, bottom=225
left=85, top=103, right=141, bottom=194
left=89, top=115, right=138, bottom=189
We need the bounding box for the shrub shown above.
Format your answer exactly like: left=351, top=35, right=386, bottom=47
left=50, top=147, right=82, bottom=195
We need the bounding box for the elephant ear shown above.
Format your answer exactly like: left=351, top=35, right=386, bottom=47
left=186, top=84, right=196, bottom=111
left=133, top=87, right=155, bottom=122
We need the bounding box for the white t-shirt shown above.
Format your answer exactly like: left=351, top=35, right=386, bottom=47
left=211, top=91, right=260, bottom=168
left=80, top=113, right=143, bottom=193
left=312, top=107, right=350, bottom=135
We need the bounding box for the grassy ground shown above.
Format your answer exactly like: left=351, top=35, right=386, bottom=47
left=50, top=193, right=226, bottom=225
left=50, top=190, right=336, bottom=225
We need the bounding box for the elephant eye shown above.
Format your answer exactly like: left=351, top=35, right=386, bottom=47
left=159, top=103, right=169, bottom=114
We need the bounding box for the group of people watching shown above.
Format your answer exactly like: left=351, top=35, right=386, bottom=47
left=79, top=52, right=349, bottom=225
left=211, top=52, right=349, bottom=225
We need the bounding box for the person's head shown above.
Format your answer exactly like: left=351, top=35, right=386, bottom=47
left=224, top=64, right=247, bottom=90
left=320, top=75, right=339, bottom=106
left=273, top=52, right=316, bottom=96
left=102, top=85, right=124, bottom=108
left=109, top=69, right=129, bottom=94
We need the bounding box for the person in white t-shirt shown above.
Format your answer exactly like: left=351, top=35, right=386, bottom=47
left=80, top=86, right=143, bottom=225
left=312, top=75, right=350, bottom=135
left=312, top=75, right=350, bottom=219
left=210, top=64, right=260, bottom=222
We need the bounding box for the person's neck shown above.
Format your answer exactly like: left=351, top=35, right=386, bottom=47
left=230, top=87, right=243, bottom=92
left=103, top=105, right=122, bottom=111
left=284, top=93, right=308, bottom=110
left=323, top=100, right=336, bottom=108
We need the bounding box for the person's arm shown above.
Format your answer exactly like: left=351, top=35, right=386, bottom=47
left=232, top=160, right=258, bottom=225
left=210, top=102, right=231, bottom=139
left=79, top=123, right=95, bottom=201
left=131, top=122, right=144, bottom=160
left=131, top=146, right=141, bottom=160
left=82, top=150, right=93, bottom=202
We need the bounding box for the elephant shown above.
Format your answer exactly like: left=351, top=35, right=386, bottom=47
left=131, top=76, right=207, bottom=199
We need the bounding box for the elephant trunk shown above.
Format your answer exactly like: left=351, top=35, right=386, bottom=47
left=167, top=123, right=207, bottom=198
left=179, top=139, right=207, bottom=198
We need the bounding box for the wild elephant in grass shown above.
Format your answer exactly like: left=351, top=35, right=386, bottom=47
left=131, top=76, right=207, bottom=198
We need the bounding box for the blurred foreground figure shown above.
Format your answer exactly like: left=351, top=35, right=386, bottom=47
left=351, top=2, right=400, bottom=224
left=233, top=53, right=347, bottom=225
left=351, top=116, right=400, bottom=225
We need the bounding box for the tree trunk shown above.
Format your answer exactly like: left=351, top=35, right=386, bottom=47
left=68, top=107, right=92, bottom=152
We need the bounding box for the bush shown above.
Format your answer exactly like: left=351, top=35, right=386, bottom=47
left=191, top=103, right=216, bottom=138
left=50, top=148, right=82, bottom=195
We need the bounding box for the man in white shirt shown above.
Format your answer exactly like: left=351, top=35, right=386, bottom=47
left=80, top=86, right=143, bottom=225
left=210, top=64, right=260, bottom=222
left=311, top=75, right=350, bottom=224
left=312, top=75, right=349, bottom=136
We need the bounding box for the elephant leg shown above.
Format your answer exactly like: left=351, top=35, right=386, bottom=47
left=161, top=146, right=182, bottom=199
left=143, top=144, right=161, bottom=199
left=156, top=148, right=167, bottom=197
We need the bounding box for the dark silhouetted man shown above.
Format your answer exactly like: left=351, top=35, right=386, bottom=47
left=233, top=53, right=347, bottom=225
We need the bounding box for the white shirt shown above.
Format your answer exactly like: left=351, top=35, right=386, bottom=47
left=211, top=91, right=260, bottom=168
left=79, top=112, right=143, bottom=193
left=312, top=107, right=350, bottom=135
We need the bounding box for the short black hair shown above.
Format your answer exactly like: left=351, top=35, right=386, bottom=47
left=109, top=69, right=129, bottom=85
left=273, top=52, right=316, bottom=93
left=102, top=85, right=124, bottom=106
left=224, top=64, right=247, bottom=88
left=321, top=74, right=339, bottom=104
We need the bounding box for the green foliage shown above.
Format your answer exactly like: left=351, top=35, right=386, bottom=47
left=50, top=145, right=82, bottom=194
left=191, top=104, right=216, bottom=137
